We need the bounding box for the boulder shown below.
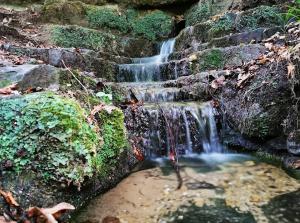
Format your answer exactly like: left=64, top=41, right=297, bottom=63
left=0, top=92, right=132, bottom=211
left=216, top=60, right=292, bottom=139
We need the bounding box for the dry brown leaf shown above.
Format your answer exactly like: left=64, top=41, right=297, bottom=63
left=265, top=42, right=273, bottom=51
left=287, top=63, right=296, bottom=79
left=237, top=73, right=253, bottom=88
left=211, top=75, right=226, bottom=89
left=28, top=203, right=75, bottom=223
left=0, top=190, right=19, bottom=207
left=257, top=55, right=269, bottom=65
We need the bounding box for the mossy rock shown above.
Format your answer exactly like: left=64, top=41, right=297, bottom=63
left=42, top=0, right=87, bottom=24
left=130, top=10, right=173, bottom=41
left=185, top=2, right=211, bottom=27
left=86, top=6, right=131, bottom=33
left=0, top=92, right=128, bottom=187
left=51, top=25, right=118, bottom=52
left=237, top=5, right=284, bottom=31
left=200, top=49, right=225, bottom=71
left=86, top=6, right=173, bottom=40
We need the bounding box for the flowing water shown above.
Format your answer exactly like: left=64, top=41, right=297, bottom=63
left=76, top=39, right=300, bottom=223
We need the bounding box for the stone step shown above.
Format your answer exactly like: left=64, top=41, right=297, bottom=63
left=1, top=44, right=130, bottom=82
left=170, top=26, right=281, bottom=61
left=117, top=43, right=266, bottom=83
left=116, top=82, right=188, bottom=103
left=174, top=4, right=285, bottom=52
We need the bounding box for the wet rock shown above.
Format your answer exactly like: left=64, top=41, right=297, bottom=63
left=0, top=92, right=133, bottom=213
left=283, top=156, right=300, bottom=170
left=287, top=130, right=300, bottom=155
left=18, top=65, right=60, bottom=91
left=216, top=60, right=292, bottom=139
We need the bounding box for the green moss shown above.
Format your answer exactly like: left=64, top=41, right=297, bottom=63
left=51, top=25, right=116, bottom=50
left=185, top=3, right=211, bottom=27
left=94, top=107, right=127, bottom=173
left=130, top=10, right=173, bottom=41
left=238, top=6, right=284, bottom=31
left=0, top=92, right=128, bottom=186
left=87, top=6, right=130, bottom=33
left=208, top=14, right=235, bottom=38
left=42, top=0, right=86, bottom=24
left=0, top=92, right=100, bottom=185
left=201, top=49, right=224, bottom=71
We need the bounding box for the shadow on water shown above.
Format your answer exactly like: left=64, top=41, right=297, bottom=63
left=263, top=190, right=300, bottom=223
left=161, top=199, right=256, bottom=223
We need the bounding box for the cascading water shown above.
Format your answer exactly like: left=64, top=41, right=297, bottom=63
left=118, top=39, right=175, bottom=82
left=135, top=102, right=223, bottom=157
left=120, top=39, right=223, bottom=157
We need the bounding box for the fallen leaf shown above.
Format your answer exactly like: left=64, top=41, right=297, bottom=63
left=287, top=63, right=296, bottom=79
left=0, top=190, right=19, bottom=207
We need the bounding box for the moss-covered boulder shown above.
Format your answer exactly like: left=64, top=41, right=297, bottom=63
left=42, top=0, right=87, bottom=24
left=51, top=25, right=118, bottom=52
left=0, top=92, right=130, bottom=210
left=50, top=25, right=156, bottom=56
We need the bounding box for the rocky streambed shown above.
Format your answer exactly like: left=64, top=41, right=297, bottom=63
left=75, top=154, right=300, bottom=223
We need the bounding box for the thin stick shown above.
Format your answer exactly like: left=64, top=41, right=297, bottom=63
left=61, top=59, right=92, bottom=111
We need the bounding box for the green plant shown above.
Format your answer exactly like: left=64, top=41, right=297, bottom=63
left=285, top=0, right=300, bottom=22
left=201, top=49, right=224, bottom=71
left=0, top=92, right=128, bottom=186
left=94, top=107, right=127, bottom=173
left=96, top=92, right=113, bottom=104
left=238, top=6, right=284, bottom=30
left=131, top=10, right=173, bottom=40
left=208, top=14, right=235, bottom=38
left=0, top=92, right=100, bottom=185
left=87, top=7, right=130, bottom=33
left=185, top=3, right=211, bottom=27
left=51, top=25, right=116, bottom=50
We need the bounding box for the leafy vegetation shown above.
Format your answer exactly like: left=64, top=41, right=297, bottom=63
left=285, top=0, right=300, bottom=22
left=94, top=107, right=127, bottom=173
left=238, top=6, right=284, bottom=31
left=201, top=49, right=224, bottom=71
left=0, top=92, right=100, bottom=185
left=87, top=7, right=130, bottom=33
left=0, top=92, right=127, bottom=186
left=51, top=25, right=116, bottom=50
left=130, top=10, right=173, bottom=41
left=185, top=3, right=211, bottom=27
left=208, top=14, right=235, bottom=38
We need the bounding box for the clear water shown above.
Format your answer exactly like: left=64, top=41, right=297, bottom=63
left=76, top=154, right=300, bottom=223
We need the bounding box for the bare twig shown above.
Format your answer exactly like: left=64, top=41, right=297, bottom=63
left=61, top=59, right=93, bottom=111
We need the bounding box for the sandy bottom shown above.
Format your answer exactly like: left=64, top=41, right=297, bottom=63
left=75, top=154, right=300, bottom=223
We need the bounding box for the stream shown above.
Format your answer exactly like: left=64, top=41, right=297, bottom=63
left=76, top=39, right=300, bottom=223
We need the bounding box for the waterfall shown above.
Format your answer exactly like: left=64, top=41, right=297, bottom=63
left=120, top=38, right=223, bottom=157
left=135, top=102, right=224, bottom=157
left=118, top=39, right=175, bottom=82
